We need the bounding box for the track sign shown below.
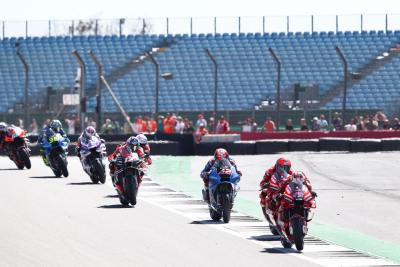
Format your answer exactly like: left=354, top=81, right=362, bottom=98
left=63, top=94, right=80, bottom=105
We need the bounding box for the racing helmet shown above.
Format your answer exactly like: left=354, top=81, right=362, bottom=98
left=214, top=148, right=229, bottom=160
left=50, top=120, right=62, bottom=133
left=126, top=136, right=140, bottom=150
left=84, top=126, right=96, bottom=139
left=136, top=133, right=148, bottom=145
left=0, top=122, right=7, bottom=133
left=275, top=157, right=291, bottom=174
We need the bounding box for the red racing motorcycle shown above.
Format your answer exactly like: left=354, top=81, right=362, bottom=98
left=3, top=127, right=31, bottom=169
left=275, top=178, right=316, bottom=251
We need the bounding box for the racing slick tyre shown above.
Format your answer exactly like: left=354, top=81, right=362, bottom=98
left=123, top=175, right=138, bottom=206
left=222, top=193, right=232, bottom=223
left=209, top=208, right=222, bottom=221
left=292, top=217, right=305, bottom=251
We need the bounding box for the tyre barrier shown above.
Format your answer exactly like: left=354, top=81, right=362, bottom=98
left=319, top=138, right=351, bottom=151
left=255, top=139, right=289, bottom=154
left=350, top=139, right=381, bottom=152
left=288, top=139, right=319, bottom=152
left=381, top=138, right=400, bottom=151
left=225, top=141, right=256, bottom=155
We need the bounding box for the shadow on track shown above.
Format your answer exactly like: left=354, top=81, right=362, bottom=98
left=67, top=182, right=95, bottom=185
left=98, top=204, right=132, bottom=209
left=260, top=248, right=299, bottom=254
left=190, top=220, right=224, bottom=225
left=0, top=168, right=22, bottom=171
left=29, top=176, right=60, bottom=179
left=250, top=234, right=281, bottom=242
left=104, top=194, right=119, bottom=198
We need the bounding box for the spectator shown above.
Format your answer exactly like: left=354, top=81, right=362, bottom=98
left=194, top=123, right=208, bottom=143
left=344, top=119, right=357, bottom=131
left=382, top=119, right=391, bottom=130
left=163, top=113, right=176, bottom=134
left=175, top=116, right=185, bottom=134
left=65, top=116, right=76, bottom=134
left=208, top=117, right=215, bottom=134
left=285, top=119, right=294, bottom=131
left=29, top=118, right=38, bottom=134
left=311, top=117, right=320, bottom=131
left=16, top=118, right=24, bottom=129
left=146, top=116, right=157, bottom=133
left=300, top=118, right=309, bottom=131
left=318, top=114, right=329, bottom=130
left=374, top=111, right=388, bottom=129
left=392, top=118, right=400, bottom=130
left=356, top=116, right=364, bottom=130
left=216, top=115, right=230, bottom=134
left=332, top=112, right=343, bottom=131
left=242, top=117, right=257, bottom=132
left=364, top=117, right=378, bottom=130
left=196, top=114, right=207, bottom=129
left=123, top=116, right=133, bottom=134
left=101, top=118, right=115, bottom=134
left=183, top=117, right=194, bottom=133
left=86, top=117, right=97, bottom=129
left=157, top=115, right=164, bottom=133
left=263, top=117, right=276, bottom=132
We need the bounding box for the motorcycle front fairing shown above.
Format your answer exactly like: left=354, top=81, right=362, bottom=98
left=208, top=167, right=240, bottom=210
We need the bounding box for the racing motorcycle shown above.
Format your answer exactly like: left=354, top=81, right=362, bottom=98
left=79, top=136, right=106, bottom=184
left=205, top=158, right=240, bottom=223
left=42, top=133, right=69, bottom=177
left=112, top=152, right=146, bottom=206
left=3, top=127, right=31, bottom=169
left=275, top=179, right=316, bottom=251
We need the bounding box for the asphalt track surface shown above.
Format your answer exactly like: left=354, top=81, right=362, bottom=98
left=1, top=153, right=400, bottom=266
left=0, top=156, right=319, bottom=267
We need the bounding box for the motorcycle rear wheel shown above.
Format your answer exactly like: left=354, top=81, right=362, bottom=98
left=53, top=168, right=62, bottom=178
left=292, top=217, right=305, bottom=251
left=92, top=160, right=106, bottom=184
left=18, top=149, right=31, bottom=169
left=57, top=154, right=69, bottom=177
left=123, top=175, right=138, bottom=206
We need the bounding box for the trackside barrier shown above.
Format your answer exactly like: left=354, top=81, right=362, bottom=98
left=350, top=139, right=382, bottom=152
left=319, top=138, right=351, bottom=151
left=381, top=138, right=400, bottom=151
left=288, top=139, right=319, bottom=152
left=255, top=139, right=289, bottom=154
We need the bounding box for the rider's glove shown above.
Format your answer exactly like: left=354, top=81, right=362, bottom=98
left=311, top=191, right=318, bottom=198
left=237, top=170, right=242, bottom=176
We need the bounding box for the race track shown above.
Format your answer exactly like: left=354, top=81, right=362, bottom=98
left=0, top=153, right=399, bottom=266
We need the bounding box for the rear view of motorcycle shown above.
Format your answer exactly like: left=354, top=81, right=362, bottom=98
left=42, top=133, right=70, bottom=177
left=112, top=153, right=146, bottom=206
left=206, top=159, right=240, bottom=223
left=275, top=179, right=316, bottom=251
left=79, top=136, right=107, bottom=184
left=4, top=127, right=31, bottom=170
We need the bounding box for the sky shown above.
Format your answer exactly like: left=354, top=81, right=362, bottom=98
left=1, top=0, right=400, bottom=21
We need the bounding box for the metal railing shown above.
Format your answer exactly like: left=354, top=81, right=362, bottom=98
left=2, top=14, right=400, bottom=38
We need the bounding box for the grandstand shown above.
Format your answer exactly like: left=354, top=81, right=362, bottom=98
left=0, top=19, right=399, bottom=116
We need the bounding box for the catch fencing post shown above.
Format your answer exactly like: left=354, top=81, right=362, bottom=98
left=268, top=47, right=282, bottom=131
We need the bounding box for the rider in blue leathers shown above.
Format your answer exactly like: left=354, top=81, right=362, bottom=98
left=38, top=120, right=68, bottom=166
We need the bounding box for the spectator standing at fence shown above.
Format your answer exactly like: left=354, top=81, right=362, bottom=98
left=374, top=111, right=388, bottom=129
left=208, top=117, right=215, bottom=134
left=344, top=119, right=357, bottom=131
left=242, top=117, right=257, bottom=132
left=216, top=116, right=230, bottom=134
left=365, top=117, right=378, bottom=130
left=318, top=114, right=329, bottom=130
left=145, top=116, right=157, bottom=133
left=123, top=116, right=133, bottom=134
left=332, top=112, right=343, bottom=131
left=163, top=113, right=176, bottom=134
left=65, top=116, right=76, bottom=134
left=263, top=117, right=276, bottom=132
left=285, top=119, right=294, bottom=131
left=86, top=117, right=97, bottom=130
left=175, top=116, right=185, bottom=134
left=196, top=114, right=207, bottom=129
left=101, top=118, right=115, bottom=134
left=382, top=119, right=391, bottom=130
left=300, top=118, right=309, bottom=131
left=194, top=123, right=208, bottom=143
left=29, top=118, right=38, bottom=134
left=392, top=118, right=400, bottom=130
left=157, top=115, right=164, bottom=134
left=356, top=116, right=364, bottom=130
left=183, top=118, right=194, bottom=134
left=311, top=117, right=320, bottom=131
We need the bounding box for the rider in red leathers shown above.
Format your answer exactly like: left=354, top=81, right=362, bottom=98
left=259, top=158, right=293, bottom=217
left=108, top=136, right=146, bottom=191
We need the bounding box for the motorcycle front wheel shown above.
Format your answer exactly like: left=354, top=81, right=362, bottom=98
left=92, top=159, right=106, bottom=184
left=222, top=193, right=232, bottom=223
left=123, top=175, right=138, bottom=206
left=57, top=154, right=69, bottom=177
left=18, top=148, right=31, bottom=169
left=292, top=217, right=305, bottom=251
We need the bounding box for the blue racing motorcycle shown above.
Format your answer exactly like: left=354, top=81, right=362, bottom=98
left=42, top=133, right=70, bottom=177
left=206, top=159, right=240, bottom=223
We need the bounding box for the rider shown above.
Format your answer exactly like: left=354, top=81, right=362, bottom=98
left=0, top=122, right=8, bottom=150
left=38, top=119, right=68, bottom=166
left=76, top=126, right=101, bottom=159
left=108, top=136, right=145, bottom=189
left=136, top=133, right=152, bottom=165
left=200, top=148, right=242, bottom=203
left=259, top=157, right=293, bottom=216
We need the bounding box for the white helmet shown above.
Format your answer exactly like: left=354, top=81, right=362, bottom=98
left=0, top=122, right=7, bottom=133
left=136, top=134, right=148, bottom=145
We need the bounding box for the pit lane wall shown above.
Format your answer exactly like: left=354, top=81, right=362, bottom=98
left=23, top=130, right=400, bottom=156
